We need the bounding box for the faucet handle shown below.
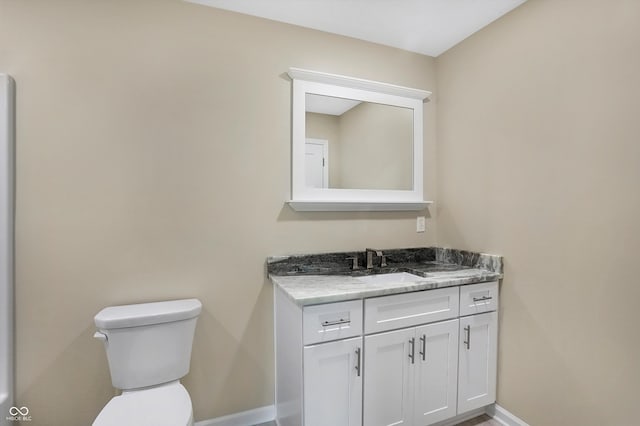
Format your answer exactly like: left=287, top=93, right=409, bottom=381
left=346, top=256, right=360, bottom=270
left=365, top=248, right=387, bottom=269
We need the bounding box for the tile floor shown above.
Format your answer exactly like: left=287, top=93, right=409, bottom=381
left=254, top=414, right=499, bottom=426
left=456, top=414, right=502, bottom=426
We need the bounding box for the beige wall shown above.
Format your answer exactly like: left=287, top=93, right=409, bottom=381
left=338, top=102, right=413, bottom=190
left=8, top=1, right=635, bottom=425
left=0, top=0, right=436, bottom=424
left=436, top=0, right=640, bottom=425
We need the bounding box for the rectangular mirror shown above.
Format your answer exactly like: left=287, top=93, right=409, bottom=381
left=288, top=68, right=432, bottom=211
left=305, top=94, right=413, bottom=191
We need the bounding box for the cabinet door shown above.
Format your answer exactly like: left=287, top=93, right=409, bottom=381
left=304, top=337, right=363, bottom=426
left=457, top=312, right=498, bottom=414
left=363, top=328, right=415, bottom=426
left=413, top=319, right=459, bottom=425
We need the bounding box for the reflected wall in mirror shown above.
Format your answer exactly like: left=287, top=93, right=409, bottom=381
left=304, top=94, right=413, bottom=191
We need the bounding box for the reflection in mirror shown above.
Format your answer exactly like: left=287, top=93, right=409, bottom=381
left=304, top=94, right=413, bottom=191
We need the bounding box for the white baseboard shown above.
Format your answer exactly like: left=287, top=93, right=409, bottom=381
left=194, top=403, right=527, bottom=426
left=194, top=405, right=275, bottom=426
left=486, top=404, right=530, bottom=426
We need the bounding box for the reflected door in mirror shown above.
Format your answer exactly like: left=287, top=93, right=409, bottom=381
left=305, top=138, right=328, bottom=188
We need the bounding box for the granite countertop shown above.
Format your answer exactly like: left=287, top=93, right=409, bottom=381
left=268, top=247, right=503, bottom=306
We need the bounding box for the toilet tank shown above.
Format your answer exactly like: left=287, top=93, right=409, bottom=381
left=94, top=299, right=202, bottom=390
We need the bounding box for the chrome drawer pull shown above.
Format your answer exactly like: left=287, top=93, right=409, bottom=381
left=464, top=325, right=471, bottom=350
left=472, top=296, right=493, bottom=303
left=408, top=337, right=415, bottom=364
left=419, top=335, right=426, bottom=361
left=355, top=347, right=361, bottom=377
left=322, top=318, right=350, bottom=327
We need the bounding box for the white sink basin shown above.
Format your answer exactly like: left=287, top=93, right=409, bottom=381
left=356, top=272, right=425, bottom=285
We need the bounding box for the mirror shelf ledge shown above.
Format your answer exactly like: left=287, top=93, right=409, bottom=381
left=288, top=200, right=433, bottom=212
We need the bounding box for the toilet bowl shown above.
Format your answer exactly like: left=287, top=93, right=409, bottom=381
left=93, top=381, right=193, bottom=426
left=92, top=299, right=202, bottom=426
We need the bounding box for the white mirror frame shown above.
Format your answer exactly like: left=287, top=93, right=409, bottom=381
left=287, top=68, right=432, bottom=211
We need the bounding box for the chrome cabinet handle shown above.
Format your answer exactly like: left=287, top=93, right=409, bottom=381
left=419, top=335, right=426, bottom=361
left=322, top=319, right=350, bottom=327
left=408, top=337, right=415, bottom=364
left=355, top=347, right=361, bottom=377
left=464, top=325, right=471, bottom=350
left=473, top=295, right=493, bottom=303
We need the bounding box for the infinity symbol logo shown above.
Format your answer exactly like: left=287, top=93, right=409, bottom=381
left=9, top=406, right=29, bottom=416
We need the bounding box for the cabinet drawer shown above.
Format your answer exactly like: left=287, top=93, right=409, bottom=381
left=459, top=281, right=499, bottom=316
left=303, top=300, right=363, bottom=345
left=364, top=287, right=459, bottom=334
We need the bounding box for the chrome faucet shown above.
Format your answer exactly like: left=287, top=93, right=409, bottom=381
left=365, top=248, right=387, bottom=269
left=346, top=255, right=360, bottom=270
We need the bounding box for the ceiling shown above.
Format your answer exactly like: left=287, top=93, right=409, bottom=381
left=306, top=94, right=361, bottom=116
left=187, top=0, right=527, bottom=57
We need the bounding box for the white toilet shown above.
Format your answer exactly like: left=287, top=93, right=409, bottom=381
left=92, top=298, right=202, bottom=426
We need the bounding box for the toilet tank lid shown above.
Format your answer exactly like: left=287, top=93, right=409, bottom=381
left=95, top=299, right=202, bottom=329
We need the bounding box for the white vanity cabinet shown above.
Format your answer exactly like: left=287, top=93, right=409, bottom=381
left=274, top=281, right=499, bottom=426
left=414, top=320, right=461, bottom=424
left=363, top=319, right=459, bottom=426
left=275, top=293, right=364, bottom=426
left=304, top=337, right=363, bottom=426
left=362, top=287, right=460, bottom=426
left=457, top=281, right=499, bottom=414
left=363, top=327, right=415, bottom=426
left=457, top=312, right=498, bottom=413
